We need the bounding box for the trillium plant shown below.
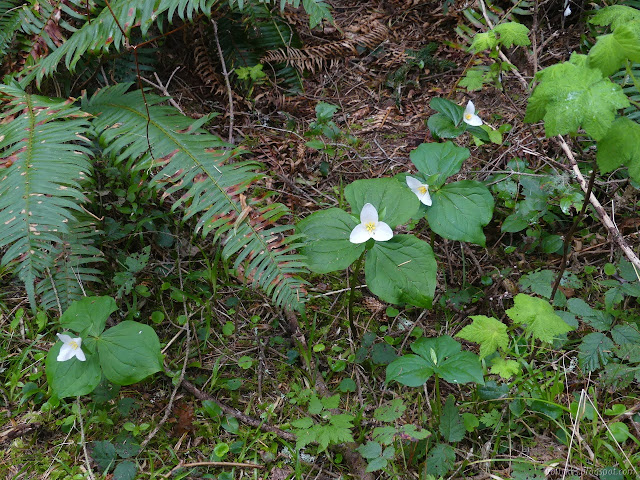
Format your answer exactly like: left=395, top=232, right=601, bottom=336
left=426, top=97, right=491, bottom=141
left=46, top=296, right=163, bottom=399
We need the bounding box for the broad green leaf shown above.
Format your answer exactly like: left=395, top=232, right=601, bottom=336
left=597, top=117, right=640, bottom=184
left=611, top=324, right=640, bottom=345
left=113, top=461, right=137, bottom=480
left=409, top=142, right=470, bottom=188
left=426, top=181, right=494, bottom=246
left=357, top=441, right=382, bottom=459
left=345, top=178, right=419, bottom=228
left=97, top=321, right=163, bottom=385
left=440, top=395, right=465, bottom=443
left=385, top=354, right=433, bottom=387
left=506, top=294, right=573, bottom=343
left=493, top=22, right=531, bottom=48
left=429, top=97, right=464, bottom=125
left=426, top=443, right=455, bottom=477
left=578, top=332, right=615, bottom=372
left=427, top=113, right=466, bottom=139
left=46, top=343, right=101, bottom=398
left=91, top=441, right=117, bottom=472
left=524, top=60, right=629, bottom=140
left=366, top=456, right=388, bottom=473
left=315, top=102, right=338, bottom=121
left=607, top=422, right=631, bottom=443
left=588, top=24, right=640, bottom=76
left=365, top=235, right=436, bottom=308
left=410, top=336, right=484, bottom=385
left=501, top=213, right=529, bottom=233
left=456, top=315, right=508, bottom=359
left=590, top=5, right=640, bottom=30
left=489, top=357, right=521, bottom=379
left=59, top=296, right=117, bottom=337
left=296, top=208, right=364, bottom=273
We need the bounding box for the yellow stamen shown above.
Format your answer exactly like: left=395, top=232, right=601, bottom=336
left=465, top=113, right=473, bottom=120
left=365, top=221, right=376, bottom=233
left=69, top=341, right=78, bottom=350
left=418, top=186, right=427, bottom=195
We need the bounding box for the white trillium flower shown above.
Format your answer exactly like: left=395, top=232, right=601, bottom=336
left=406, top=176, right=433, bottom=206
left=463, top=100, right=483, bottom=126
left=564, top=5, right=571, bottom=16
left=56, top=333, right=86, bottom=362
left=349, top=203, right=393, bottom=244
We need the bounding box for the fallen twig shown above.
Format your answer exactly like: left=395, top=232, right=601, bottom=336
left=211, top=19, right=235, bottom=144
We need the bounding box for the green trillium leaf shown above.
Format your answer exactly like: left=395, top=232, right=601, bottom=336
left=345, top=178, right=418, bottom=228
left=46, top=343, right=101, bottom=398
left=365, top=235, right=436, bottom=308
left=426, top=180, right=494, bottom=246
left=97, top=321, right=163, bottom=385
left=59, top=296, right=117, bottom=337
left=409, top=142, right=470, bottom=188
left=296, top=208, right=364, bottom=273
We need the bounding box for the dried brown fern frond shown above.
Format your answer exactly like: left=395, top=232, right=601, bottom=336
left=261, top=22, right=389, bottom=73
left=192, top=22, right=226, bottom=95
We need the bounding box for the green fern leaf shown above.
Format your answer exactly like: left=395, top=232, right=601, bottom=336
left=0, top=83, right=93, bottom=308
left=81, top=84, right=307, bottom=310
left=0, top=0, right=24, bottom=57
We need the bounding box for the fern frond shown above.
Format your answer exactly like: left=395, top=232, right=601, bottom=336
left=81, top=83, right=307, bottom=310
left=36, top=218, right=104, bottom=313
left=0, top=83, right=93, bottom=308
left=0, top=0, right=23, bottom=58
left=23, top=0, right=216, bottom=86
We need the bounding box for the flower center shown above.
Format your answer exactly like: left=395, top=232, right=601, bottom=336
left=364, top=221, right=376, bottom=233
left=465, top=113, right=473, bottom=120
left=69, top=340, right=79, bottom=350
left=418, top=186, right=428, bottom=195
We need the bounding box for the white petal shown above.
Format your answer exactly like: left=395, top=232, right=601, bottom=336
left=359, top=203, right=378, bottom=224
left=57, top=344, right=75, bottom=362
left=465, top=101, right=475, bottom=116
left=463, top=113, right=483, bottom=126
left=371, top=222, right=393, bottom=241
left=564, top=5, right=571, bottom=16
left=419, top=190, right=432, bottom=206
left=57, top=333, right=73, bottom=344
left=350, top=224, right=372, bottom=244
left=406, top=175, right=422, bottom=190
left=74, top=348, right=86, bottom=362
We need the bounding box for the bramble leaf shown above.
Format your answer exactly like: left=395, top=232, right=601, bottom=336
left=579, top=333, right=615, bottom=372
left=590, top=5, right=640, bottom=31
left=597, top=117, right=640, bottom=184
left=588, top=24, right=640, bottom=76
left=456, top=315, right=508, bottom=360
left=490, top=357, right=521, bottom=379
left=506, top=294, right=573, bottom=343
left=440, top=395, right=465, bottom=443
left=493, top=22, right=531, bottom=48
left=525, top=58, right=629, bottom=140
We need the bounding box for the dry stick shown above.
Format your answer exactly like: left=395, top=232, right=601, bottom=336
left=77, top=397, right=96, bottom=480
left=557, top=136, right=640, bottom=272
left=211, top=19, right=235, bottom=144
left=550, top=164, right=597, bottom=301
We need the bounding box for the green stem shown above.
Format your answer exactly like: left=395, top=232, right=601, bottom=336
left=626, top=60, right=640, bottom=96
left=433, top=375, right=441, bottom=420
left=348, top=250, right=367, bottom=341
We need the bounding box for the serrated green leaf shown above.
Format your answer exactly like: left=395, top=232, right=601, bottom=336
left=578, top=332, right=615, bottom=372
left=588, top=24, right=640, bottom=76
left=597, top=117, right=640, bottom=184
left=590, top=5, right=640, bottom=30
left=611, top=324, right=640, bottom=345
left=456, top=315, right=508, bottom=359
left=113, top=461, right=137, bottom=480
left=357, top=441, right=382, bottom=459
left=365, top=235, right=437, bottom=308
left=426, top=443, right=455, bottom=477
left=525, top=61, right=629, bottom=140
left=489, top=357, right=521, bottom=379
left=506, top=294, right=573, bottom=343
left=409, top=141, right=470, bottom=188
left=374, top=398, right=406, bottom=422
left=440, top=395, right=466, bottom=443
left=297, top=208, right=364, bottom=274
left=470, top=31, right=498, bottom=52
left=426, top=181, right=494, bottom=246
left=459, top=69, right=485, bottom=91
left=493, top=22, right=531, bottom=48
left=91, top=441, right=117, bottom=472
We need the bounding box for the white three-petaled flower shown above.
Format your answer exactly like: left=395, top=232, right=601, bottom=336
left=349, top=203, right=393, bottom=244
left=406, top=176, right=433, bottom=206
left=564, top=5, right=571, bottom=16
left=463, top=100, right=483, bottom=126
left=56, top=333, right=86, bottom=362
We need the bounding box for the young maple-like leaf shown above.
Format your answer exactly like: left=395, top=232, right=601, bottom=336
left=490, top=357, right=521, bottom=380
left=506, top=294, right=573, bottom=343
left=456, top=315, right=509, bottom=360
left=493, top=22, right=531, bottom=48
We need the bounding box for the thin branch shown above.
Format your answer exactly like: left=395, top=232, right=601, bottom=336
left=211, top=19, right=235, bottom=144
left=557, top=136, right=640, bottom=271
left=77, top=397, right=96, bottom=480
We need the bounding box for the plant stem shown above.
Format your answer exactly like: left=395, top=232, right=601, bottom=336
left=433, top=375, right=441, bottom=419
left=550, top=163, right=597, bottom=301
left=348, top=250, right=367, bottom=341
